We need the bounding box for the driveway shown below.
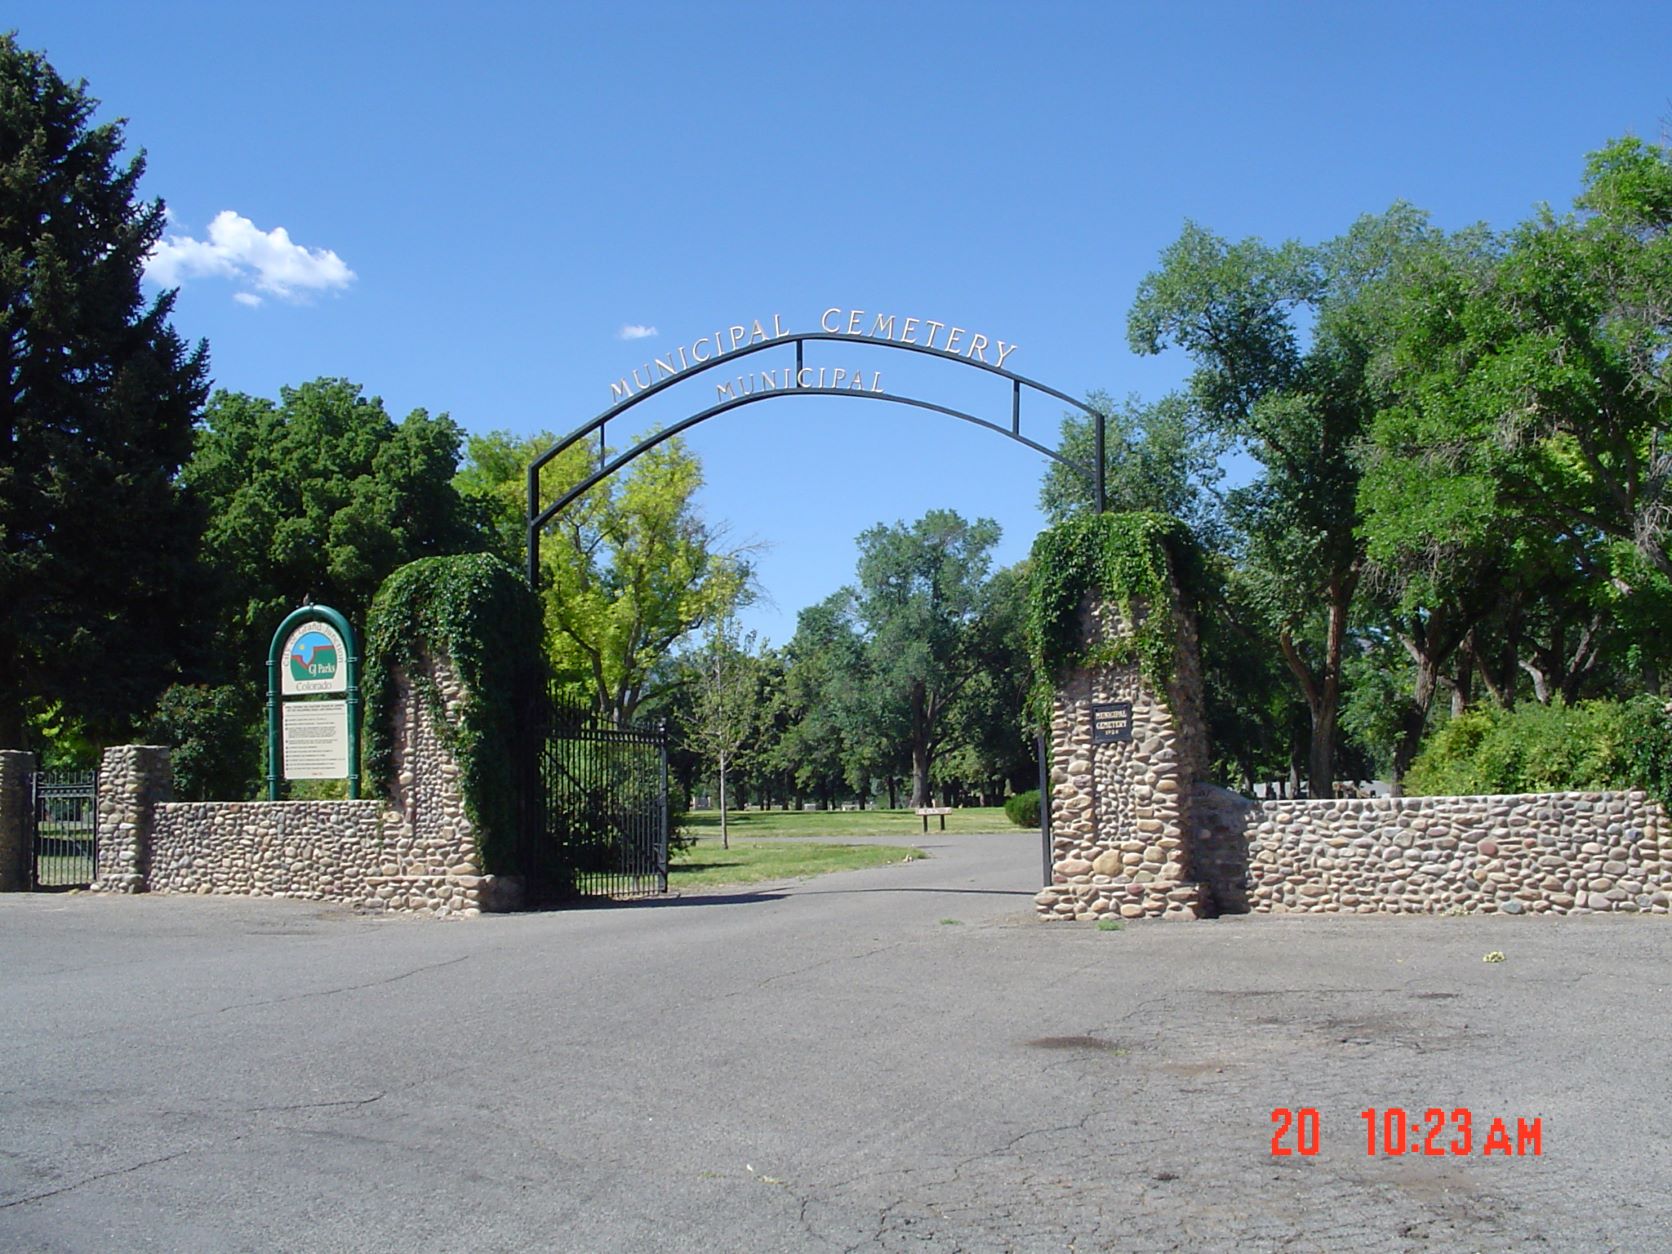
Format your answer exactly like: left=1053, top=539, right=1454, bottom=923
left=2, top=832, right=1667, bottom=1251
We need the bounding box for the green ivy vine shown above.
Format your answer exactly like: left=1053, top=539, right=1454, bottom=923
left=1024, top=511, right=1199, bottom=726
left=362, top=552, right=547, bottom=873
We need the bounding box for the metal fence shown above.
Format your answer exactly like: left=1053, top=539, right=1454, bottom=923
left=32, top=769, right=98, bottom=889
left=537, top=694, right=669, bottom=900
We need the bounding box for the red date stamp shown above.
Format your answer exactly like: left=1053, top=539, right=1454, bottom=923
left=1270, top=1108, right=1542, bottom=1157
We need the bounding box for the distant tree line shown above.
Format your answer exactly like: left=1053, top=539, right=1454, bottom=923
left=665, top=511, right=1036, bottom=815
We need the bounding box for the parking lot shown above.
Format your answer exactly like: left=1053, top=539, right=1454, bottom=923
left=3, top=833, right=1668, bottom=1252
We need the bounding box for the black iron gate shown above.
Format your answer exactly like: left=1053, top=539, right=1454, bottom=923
left=535, top=692, right=669, bottom=900
left=31, top=768, right=98, bottom=889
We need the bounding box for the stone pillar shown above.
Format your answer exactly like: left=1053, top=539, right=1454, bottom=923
left=92, top=746, right=173, bottom=893
left=380, top=653, right=519, bottom=913
left=0, top=750, right=37, bottom=892
left=1035, top=587, right=1210, bottom=921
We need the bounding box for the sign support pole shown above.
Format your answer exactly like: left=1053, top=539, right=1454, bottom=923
left=345, top=634, right=361, bottom=801
left=266, top=651, right=281, bottom=801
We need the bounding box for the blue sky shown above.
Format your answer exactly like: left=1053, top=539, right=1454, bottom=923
left=17, top=1, right=1672, bottom=643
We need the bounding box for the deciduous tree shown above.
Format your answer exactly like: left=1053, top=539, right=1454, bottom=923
left=1129, top=206, right=1443, bottom=796
left=187, top=378, right=475, bottom=669
left=460, top=430, right=754, bottom=725
left=1040, top=391, right=1226, bottom=545
left=171, top=378, right=476, bottom=793
left=681, top=613, right=759, bottom=848
left=851, top=510, right=1004, bottom=808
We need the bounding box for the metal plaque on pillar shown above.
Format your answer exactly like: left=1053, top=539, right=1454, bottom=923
left=1091, top=702, right=1133, bottom=745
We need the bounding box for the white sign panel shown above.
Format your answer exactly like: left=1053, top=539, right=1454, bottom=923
left=283, top=700, right=349, bottom=779
left=280, top=621, right=348, bottom=695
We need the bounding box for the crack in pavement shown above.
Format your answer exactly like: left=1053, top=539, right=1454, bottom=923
left=243, top=1092, right=386, bottom=1113
left=744, top=941, right=911, bottom=993
left=216, top=954, right=469, bottom=1012
left=0, top=1147, right=198, bottom=1210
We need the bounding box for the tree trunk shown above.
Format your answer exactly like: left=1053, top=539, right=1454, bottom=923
left=1275, top=568, right=1357, bottom=801
left=909, top=680, right=931, bottom=809
left=1313, top=580, right=1353, bottom=799
left=1520, top=660, right=1554, bottom=705
left=1557, top=613, right=1604, bottom=705
left=1452, top=636, right=1475, bottom=717
left=719, top=758, right=728, bottom=851
left=1476, top=636, right=1517, bottom=709
left=1307, top=701, right=1337, bottom=802
left=1390, top=653, right=1441, bottom=796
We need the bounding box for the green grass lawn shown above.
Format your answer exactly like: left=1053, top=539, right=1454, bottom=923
left=669, top=840, right=926, bottom=887
left=32, top=837, right=96, bottom=888
left=682, top=806, right=1017, bottom=840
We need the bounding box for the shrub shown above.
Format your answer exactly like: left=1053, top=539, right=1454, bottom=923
left=1405, top=698, right=1654, bottom=798
left=1618, top=694, right=1672, bottom=806
left=1005, top=789, right=1042, bottom=828
left=146, top=683, right=261, bottom=800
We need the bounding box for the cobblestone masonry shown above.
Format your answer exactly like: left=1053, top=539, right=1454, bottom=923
left=93, top=651, right=519, bottom=916
left=1035, top=584, right=1212, bottom=922
left=92, top=746, right=170, bottom=894
left=1035, top=578, right=1672, bottom=919
left=1191, top=784, right=1671, bottom=915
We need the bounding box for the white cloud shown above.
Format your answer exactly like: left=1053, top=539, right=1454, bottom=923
left=618, top=323, right=659, bottom=340
left=145, top=210, right=355, bottom=303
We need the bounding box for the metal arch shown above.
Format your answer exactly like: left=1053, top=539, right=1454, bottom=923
left=527, top=330, right=1109, bottom=588
left=531, top=387, right=1095, bottom=533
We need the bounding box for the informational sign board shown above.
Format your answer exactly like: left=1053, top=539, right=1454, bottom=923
left=1091, top=701, right=1133, bottom=745
left=266, top=603, right=361, bottom=799
left=282, top=700, right=349, bottom=779
left=280, top=621, right=348, bottom=695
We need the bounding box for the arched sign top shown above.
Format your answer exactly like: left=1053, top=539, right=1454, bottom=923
left=527, top=309, right=1109, bottom=588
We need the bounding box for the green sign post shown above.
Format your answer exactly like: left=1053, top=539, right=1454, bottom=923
left=266, top=603, right=362, bottom=800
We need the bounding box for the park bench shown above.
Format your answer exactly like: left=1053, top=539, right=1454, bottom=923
left=916, top=806, right=953, bottom=832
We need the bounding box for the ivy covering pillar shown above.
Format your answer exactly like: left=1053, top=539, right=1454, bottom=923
left=1026, top=513, right=1211, bottom=920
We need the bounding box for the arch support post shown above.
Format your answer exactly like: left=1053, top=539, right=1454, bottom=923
left=1094, top=409, right=1106, bottom=513
left=526, top=460, right=542, bottom=591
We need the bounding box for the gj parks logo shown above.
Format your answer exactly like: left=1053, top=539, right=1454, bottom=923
left=280, top=621, right=348, bottom=695
left=289, top=631, right=338, bottom=683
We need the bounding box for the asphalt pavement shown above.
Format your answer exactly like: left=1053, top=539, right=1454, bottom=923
left=3, top=831, right=1669, bottom=1252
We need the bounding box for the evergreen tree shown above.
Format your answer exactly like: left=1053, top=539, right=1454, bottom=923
left=0, top=36, right=209, bottom=746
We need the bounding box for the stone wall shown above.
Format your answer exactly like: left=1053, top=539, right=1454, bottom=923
left=1031, top=554, right=1672, bottom=921
left=92, top=746, right=171, bottom=894
left=143, top=801, right=497, bottom=913
left=91, top=651, right=518, bottom=916
left=1035, top=586, right=1212, bottom=922
left=1191, top=786, right=1671, bottom=915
